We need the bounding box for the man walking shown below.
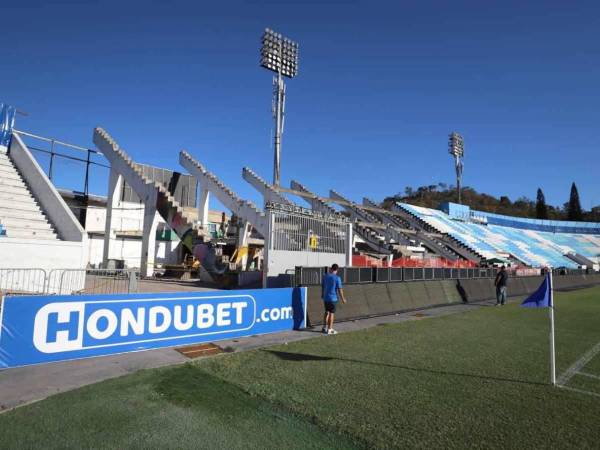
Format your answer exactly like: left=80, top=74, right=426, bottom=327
left=494, top=265, right=509, bottom=306
left=321, top=263, right=347, bottom=335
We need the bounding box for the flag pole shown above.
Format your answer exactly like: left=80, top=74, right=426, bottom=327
left=549, top=270, right=556, bottom=386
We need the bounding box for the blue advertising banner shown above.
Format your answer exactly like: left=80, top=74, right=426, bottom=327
left=0, top=287, right=306, bottom=369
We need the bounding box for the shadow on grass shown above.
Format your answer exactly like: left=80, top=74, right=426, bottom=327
left=265, top=350, right=545, bottom=387
left=265, top=350, right=334, bottom=362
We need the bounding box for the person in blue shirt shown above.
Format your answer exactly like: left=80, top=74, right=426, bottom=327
left=321, top=264, right=347, bottom=335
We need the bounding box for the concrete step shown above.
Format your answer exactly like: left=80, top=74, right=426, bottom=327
left=0, top=160, right=16, bottom=170
left=0, top=169, right=23, bottom=181
left=0, top=184, right=32, bottom=196
left=0, top=177, right=27, bottom=189
left=0, top=198, right=42, bottom=212
left=0, top=157, right=16, bottom=168
left=1, top=227, right=58, bottom=240
left=0, top=192, right=37, bottom=206
left=0, top=187, right=31, bottom=200
left=0, top=206, right=46, bottom=220
left=1, top=216, right=53, bottom=230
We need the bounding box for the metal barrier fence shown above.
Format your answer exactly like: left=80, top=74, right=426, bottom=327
left=295, top=266, right=510, bottom=286
left=0, top=269, right=48, bottom=295
left=0, top=268, right=138, bottom=296
left=552, top=268, right=593, bottom=276
left=269, top=205, right=349, bottom=254
left=58, top=269, right=138, bottom=295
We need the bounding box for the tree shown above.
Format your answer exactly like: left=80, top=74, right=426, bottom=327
left=499, top=196, right=511, bottom=206
left=536, top=188, right=548, bottom=219
left=567, top=182, right=583, bottom=221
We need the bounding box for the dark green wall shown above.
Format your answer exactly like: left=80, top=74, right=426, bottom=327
left=307, top=274, right=600, bottom=326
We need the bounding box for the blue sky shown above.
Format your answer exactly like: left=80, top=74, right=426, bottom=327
left=3, top=0, right=599, bottom=211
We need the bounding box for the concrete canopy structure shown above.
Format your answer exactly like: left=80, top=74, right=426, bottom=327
left=94, top=128, right=208, bottom=276
left=179, top=152, right=353, bottom=285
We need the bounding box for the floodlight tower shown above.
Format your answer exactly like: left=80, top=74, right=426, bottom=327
left=260, top=28, right=299, bottom=187
left=448, top=132, right=465, bottom=204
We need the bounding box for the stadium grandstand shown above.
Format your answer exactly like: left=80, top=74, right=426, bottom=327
left=399, top=201, right=600, bottom=270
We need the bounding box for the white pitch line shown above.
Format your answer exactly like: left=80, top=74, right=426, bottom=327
left=558, top=385, right=600, bottom=399
left=557, top=340, right=600, bottom=386
left=577, top=372, right=600, bottom=381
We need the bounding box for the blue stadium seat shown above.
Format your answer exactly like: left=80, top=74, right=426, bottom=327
left=399, top=203, right=600, bottom=268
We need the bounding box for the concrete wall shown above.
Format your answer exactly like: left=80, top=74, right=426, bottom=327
left=85, top=201, right=145, bottom=233
left=0, top=238, right=87, bottom=270
left=83, top=199, right=182, bottom=268
left=306, top=274, right=600, bottom=326
left=267, top=250, right=346, bottom=280
left=87, top=235, right=181, bottom=269
left=9, top=134, right=86, bottom=243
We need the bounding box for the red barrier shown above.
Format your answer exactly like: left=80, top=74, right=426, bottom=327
left=351, top=255, right=479, bottom=268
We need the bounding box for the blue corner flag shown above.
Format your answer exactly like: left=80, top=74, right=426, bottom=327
left=521, top=273, right=553, bottom=308
left=520, top=271, right=557, bottom=385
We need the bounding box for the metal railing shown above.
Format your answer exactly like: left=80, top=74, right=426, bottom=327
left=57, top=269, right=138, bottom=295
left=13, top=129, right=109, bottom=196
left=270, top=208, right=348, bottom=254
left=295, top=266, right=520, bottom=286
left=0, top=268, right=138, bottom=296
left=0, top=268, right=48, bottom=295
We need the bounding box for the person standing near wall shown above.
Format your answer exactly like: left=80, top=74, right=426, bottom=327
left=494, top=265, right=509, bottom=306
left=322, top=263, right=347, bottom=335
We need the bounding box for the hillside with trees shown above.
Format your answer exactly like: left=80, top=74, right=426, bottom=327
left=382, top=182, right=600, bottom=222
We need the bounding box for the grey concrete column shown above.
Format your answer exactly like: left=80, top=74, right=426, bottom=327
left=198, top=187, right=210, bottom=226
left=262, top=210, right=275, bottom=288
left=345, top=222, right=353, bottom=267
left=140, top=191, right=158, bottom=278
left=103, top=168, right=124, bottom=268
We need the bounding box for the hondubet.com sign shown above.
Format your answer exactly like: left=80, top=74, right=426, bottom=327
left=0, top=288, right=306, bottom=368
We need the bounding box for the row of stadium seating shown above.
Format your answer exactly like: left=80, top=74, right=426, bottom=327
left=399, top=203, right=600, bottom=269
left=475, top=210, right=600, bottom=234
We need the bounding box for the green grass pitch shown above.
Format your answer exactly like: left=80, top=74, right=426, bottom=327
left=1, top=286, right=599, bottom=449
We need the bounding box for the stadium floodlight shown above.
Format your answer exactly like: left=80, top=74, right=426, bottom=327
left=260, top=28, right=300, bottom=187
left=448, top=132, right=465, bottom=204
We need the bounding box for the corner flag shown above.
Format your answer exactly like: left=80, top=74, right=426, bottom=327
left=521, top=271, right=556, bottom=385
left=521, top=273, right=552, bottom=308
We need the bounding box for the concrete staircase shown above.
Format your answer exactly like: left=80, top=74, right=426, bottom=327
left=242, top=167, right=292, bottom=206
left=565, top=252, right=595, bottom=268
left=362, top=198, right=467, bottom=261
left=93, top=128, right=207, bottom=250
left=330, top=190, right=411, bottom=247
left=0, top=151, right=58, bottom=240
left=180, top=151, right=268, bottom=236
left=290, top=180, right=392, bottom=255
left=392, top=202, right=482, bottom=262
left=290, top=180, right=337, bottom=215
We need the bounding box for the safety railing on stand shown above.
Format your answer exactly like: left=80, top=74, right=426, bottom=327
left=13, top=130, right=108, bottom=197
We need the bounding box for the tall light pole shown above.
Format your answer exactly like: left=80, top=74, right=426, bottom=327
left=260, top=28, right=299, bottom=187
left=448, top=132, right=465, bottom=204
